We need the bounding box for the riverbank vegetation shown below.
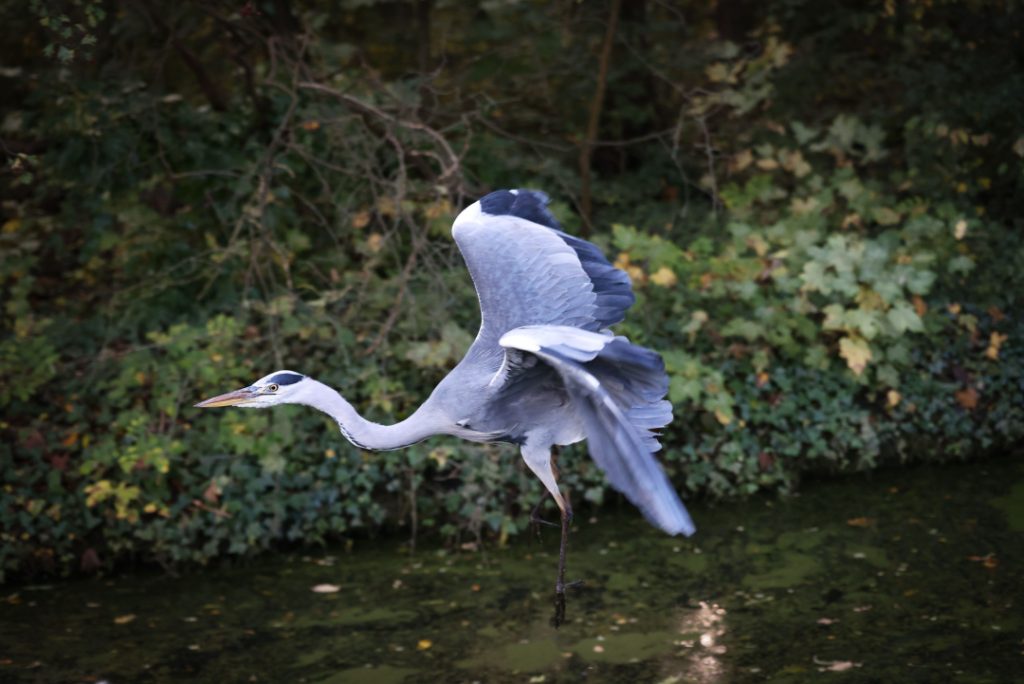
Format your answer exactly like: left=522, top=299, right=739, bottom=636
left=2, top=0, right=1021, bottom=581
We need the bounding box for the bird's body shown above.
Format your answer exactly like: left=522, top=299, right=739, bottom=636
left=197, top=189, right=695, bottom=624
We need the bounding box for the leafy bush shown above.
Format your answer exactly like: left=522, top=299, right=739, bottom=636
left=1, top=0, right=1021, bottom=582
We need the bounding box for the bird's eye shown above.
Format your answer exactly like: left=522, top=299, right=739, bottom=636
left=267, top=384, right=279, bottom=393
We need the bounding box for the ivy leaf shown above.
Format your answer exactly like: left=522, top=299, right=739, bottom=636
left=872, top=207, right=901, bottom=226
left=822, top=304, right=845, bottom=330
left=948, top=255, right=974, bottom=274
left=828, top=114, right=859, bottom=151
left=886, top=303, right=924, bottom=334
left=905, top=268, right=937, bottom=295
left=858, top=123, right=887, bottom=161
left=847, top=308, right=881, bottom=339
left=722, top=318, right=764, bottom=341
left=801, top=261, right=830, bottom=293
left=791, top=121, right=819, bottom=145
left=839, top=336, right=872, bottom=375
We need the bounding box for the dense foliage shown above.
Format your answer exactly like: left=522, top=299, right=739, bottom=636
left=2, top=0, right=1022, bottom=582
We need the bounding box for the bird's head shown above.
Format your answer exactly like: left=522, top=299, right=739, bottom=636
left=194, top=370, right=308, bottom=409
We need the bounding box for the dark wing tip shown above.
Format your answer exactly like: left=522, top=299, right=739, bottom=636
left=479, top=189, right=561, bottom=230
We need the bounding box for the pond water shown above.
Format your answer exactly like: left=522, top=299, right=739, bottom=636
left=3, top=456, right=1022, bottom=683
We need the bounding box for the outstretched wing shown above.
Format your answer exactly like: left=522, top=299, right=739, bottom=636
left=452, top=190, right=634, bottom=359
left=498, top=325, right=694, bottom=537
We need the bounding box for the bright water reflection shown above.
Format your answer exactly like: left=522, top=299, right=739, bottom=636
left=2, top=456, right=1022, bottom=683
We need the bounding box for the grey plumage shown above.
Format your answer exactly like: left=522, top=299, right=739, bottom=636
left=196, top=188, right=695, bottom=622
left=437, top=189, right=694, bottom=537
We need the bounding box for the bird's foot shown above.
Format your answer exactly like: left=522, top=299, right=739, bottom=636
left=530, top=512, right=560, bottom=529
left=550, top=579, right=583, bottom=628
left=529, top=500, right=560, bottom=539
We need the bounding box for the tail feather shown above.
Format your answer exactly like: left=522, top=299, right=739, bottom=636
left=499, top=326, right=693, bottom=536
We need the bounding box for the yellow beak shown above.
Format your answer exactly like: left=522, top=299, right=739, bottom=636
left=194, top=387, right=256, bottom=408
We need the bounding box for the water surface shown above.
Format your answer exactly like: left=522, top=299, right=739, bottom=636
left=3, top=457, right=1022, bottom=683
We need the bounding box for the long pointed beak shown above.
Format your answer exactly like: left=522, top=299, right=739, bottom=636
left=194, top=387, right=256, bottom=408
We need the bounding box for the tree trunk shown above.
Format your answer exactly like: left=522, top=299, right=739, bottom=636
left=578, top=0, right=622, bottom=235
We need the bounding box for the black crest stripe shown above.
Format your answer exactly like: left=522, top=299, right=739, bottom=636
left=269, top=372, right=304, bottom=385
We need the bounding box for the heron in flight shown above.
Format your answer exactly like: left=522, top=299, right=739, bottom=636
left=196, top=189, right=695, bottom=625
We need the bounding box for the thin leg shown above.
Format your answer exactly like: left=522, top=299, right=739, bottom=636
left=552, top=497, right=573, bottom=627
left=521, top=443, right=582, bottom=627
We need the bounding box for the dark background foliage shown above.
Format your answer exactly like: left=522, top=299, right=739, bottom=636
left=1, top=0, right=1022, bottom=582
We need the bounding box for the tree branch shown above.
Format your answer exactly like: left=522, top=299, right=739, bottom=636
left=578, top=0, right=622, bottom=235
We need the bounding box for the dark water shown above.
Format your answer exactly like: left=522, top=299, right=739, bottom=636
left=3, top=457, right=1022, bottom=683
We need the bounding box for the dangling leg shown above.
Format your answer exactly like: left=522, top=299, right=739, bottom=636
left=528, top=446, right=562, bottom=537
left=521, top=443, right=580, bottom=627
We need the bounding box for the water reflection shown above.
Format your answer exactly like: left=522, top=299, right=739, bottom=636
left=674, top=601, right=728, bottom=683
left=1, top=458, right=1022, bottom=683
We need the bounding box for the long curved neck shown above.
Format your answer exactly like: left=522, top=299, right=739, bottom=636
left=295, top=379, right=440, bottom=451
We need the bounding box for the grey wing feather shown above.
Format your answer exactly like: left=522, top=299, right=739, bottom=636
left=453, top=215, right=597, bottom=355
left=489, top=189, right=634, bottom=328
left=550, top=228, right=635, bottom=328
left=451, top=191, right=635, bottom=363
left=499, top=326, right=694, bottom=536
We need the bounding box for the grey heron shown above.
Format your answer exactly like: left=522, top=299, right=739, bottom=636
left=196, top=189, right=695, bottom=625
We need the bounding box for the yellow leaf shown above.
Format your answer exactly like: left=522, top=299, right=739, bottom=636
left=423, top=198, right=452, bottom=220
left=954, top=219, right=967, bottom=240
left=114, top=614, right=136, bottom=625
left=873, top=207, right=901, bottom=225
left=311, top=584, right=341, bottom=593
left=650, top=266, right=678, bottom=287
left=366, top=233, right=384, bottom=253
left=375, top=196, right=397, bottom=217
left=838, top=336, right=872, bottom=375
left=1014, top=137, right=1024, bottom=158
left=324, top=448, right=337, bottom=459
left=781, top=150, right=811, bottom=177
left=791, top=197, right=818, bottom=215
left=351, top=210, right=371, bottom=230
left=417, top=639, right=433, bottom=651
left=985, top=332, right=1008, bottom=361
left=705, top=62, right=731, bottom=83
left=947, top=302, right=962, bottom=315
left=756, top=158, right=779, bottom=171
left=730, top=149, right=753, bottom=172
left=886, top=390, right=901, bottom=407
left=713, top=409, right=732, bottom=426
left=1, top=218, right=21, bottom=234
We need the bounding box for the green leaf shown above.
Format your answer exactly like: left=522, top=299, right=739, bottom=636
left=721, top=318, right=764, bottom=341
left=947, top=255, right=975, bottom=274
left=886, top=303, right=924, bottom=334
